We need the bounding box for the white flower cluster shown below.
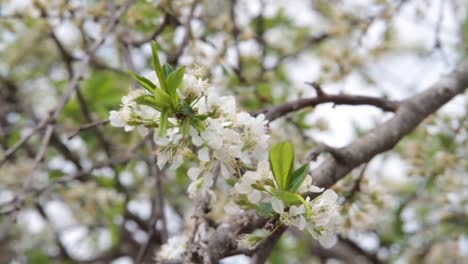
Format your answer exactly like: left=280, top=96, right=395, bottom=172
left=110, top=71, right=269, bottom=201
left=225, top=160, right=343, bottom=248
left=110, top=68, right=342, bottom=253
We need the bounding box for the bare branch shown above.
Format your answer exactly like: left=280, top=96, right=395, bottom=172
left=0, top=117, right=49, bottom=167
left=120, top=14, right=176, bottom=46
left=67, top=119, right=110, bottom=140
left=262, top=93, right=399, bottom=121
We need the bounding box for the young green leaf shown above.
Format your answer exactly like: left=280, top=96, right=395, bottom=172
left=153, top=88, right=172, bottom=108
left=178, top=105, right=195, bottom=116
left=269, top=141, right=294, bottom=190
left=162, top=64, right=174, bottom=78
left=127, top=71, right=156, bottom=93
left=288, top=163, right=310, bottom=193
left=271, top=189, right=302, bottom=205
left=256, top=203, right=274, bottom=217
left=158, top=110, right=169, bottom=136
left=271, top=189, right=312, bottom=217
left=48, top=169, right=65, bottom=180
left=134, top=94, right=170, bottom=112
left=167, top=66, right=185, bottom=104
left=150, top=41, right=167, bottom=92
left=95, top=175, right=117, bottom=188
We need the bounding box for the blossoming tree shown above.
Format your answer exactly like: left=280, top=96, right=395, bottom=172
left=0, top=0, right=467, bottom=263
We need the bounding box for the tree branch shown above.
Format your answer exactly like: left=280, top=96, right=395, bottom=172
left=262, top=93, right=398, bottom=121
left=67, top=119, right=110, bottom=140
left=119, top=13, right=176, bottom=46
left=250, top=226, right=287, bottom=264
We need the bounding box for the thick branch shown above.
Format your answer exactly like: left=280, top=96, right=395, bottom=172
left=206, top=211, right=265, bottom=262
left=250, top=226, right=287, bottom=264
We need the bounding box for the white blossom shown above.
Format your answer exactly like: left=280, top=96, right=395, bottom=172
left=271, top=197, right=284, bottom=214
left=225, top=201, right=242, bottom=215
left=247, top=190, right=262, bottom=203
left=236, top=229, right=271, bottom=249
left=109, top=110, right=128, bottom=128
left=298, top=175, right=325, bottom=194
left=198, top=147, right=210, bottom=162
left=188, top=167, right=202, bottom=181
left=179, top=74, right=208, bottom=100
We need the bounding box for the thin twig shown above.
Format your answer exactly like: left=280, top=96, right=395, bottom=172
left=261, top=93, right=399, bottom=121
left=167, top=0, right=199, bottom=66
left=67, top=119, right=110, bottom=140
left=120, top=13, right=175, bottom=46
left=0, top=117, right=49, bottom=167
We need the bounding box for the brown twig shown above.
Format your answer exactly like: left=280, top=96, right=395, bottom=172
left=261, top=93, right=399, bottom=121
left=120, top=14, right=176, bottom=46
left=343, top=163, right=369, bottom=202
left=0, top=117, right=50, bottom=167
left=229, top=0, right=246, bottom=83
left=67, top=119, right=110, bottom=140
left=135, top=132, right=168, bottom=263
left=167, top=0, right=199, bottom=66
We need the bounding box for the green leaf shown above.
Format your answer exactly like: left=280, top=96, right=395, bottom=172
left=256, top=203, right=274, bottom=217
left=133, top=94, right=169, bottom=112
left=271, top=189, right=302, bottom=205
left=127, top=71, right=156, bottom=93
left=64, top=70, right=129, bottom=122
left=158, top=110, right=169, bottom=136
left=163, top=64, right=174, bottom=78
left=48, top=169, right=65, bottom=180
left=153, top=87, right=172, bottom=107
left=167, top=66, right=185, bottom=104
left=150, top=41, right=167, bottom=92
left=288, top=163, right=310, bottom=193
left=95, top=176, right=116, bottom=188
left=179, top=105, right=195, bottom=116
left=26, top=249, right=50, bottom=264
left=269, top=141, right=294, bottom=190
left=167, top=66, right=185, bottom=91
